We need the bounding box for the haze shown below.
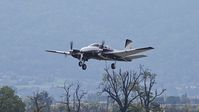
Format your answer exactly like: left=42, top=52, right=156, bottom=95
left=0, top=0, right=199, bottom=97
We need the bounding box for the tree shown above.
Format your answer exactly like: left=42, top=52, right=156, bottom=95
left=0, top=86, right=25, bottom=112
left=27, top=90, right=52, bottom=112
left=60, top=81, right=87, bottom=112
left=100, top=68, right=142, bottom=112
left=137, top=66, right=166, bottom=112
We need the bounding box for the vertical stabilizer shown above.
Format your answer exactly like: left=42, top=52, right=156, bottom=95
left=125, top=39, right=133, bottom=49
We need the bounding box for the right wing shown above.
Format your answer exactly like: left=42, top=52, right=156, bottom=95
left=45, top=50, right=70, bottom=55
left=104, top=47, right=154, bottom=57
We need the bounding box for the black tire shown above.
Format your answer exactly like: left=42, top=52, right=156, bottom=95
left=82, top=64, right=87, bottom=70
left=78, top=61, right=82, bottom=67
left=111, top=63, right=116, bottom=69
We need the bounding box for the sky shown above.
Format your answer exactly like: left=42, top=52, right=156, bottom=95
left=0, top=0, right=199, bottom=97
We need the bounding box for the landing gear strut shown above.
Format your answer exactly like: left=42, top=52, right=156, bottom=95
left=111, top=63, right=116, bottom=69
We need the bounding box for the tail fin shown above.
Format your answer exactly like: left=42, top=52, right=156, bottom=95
left=125, top=39, right=133, bottom=49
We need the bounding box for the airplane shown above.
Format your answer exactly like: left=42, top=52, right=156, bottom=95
left=46, top=39, right=154, bottom=70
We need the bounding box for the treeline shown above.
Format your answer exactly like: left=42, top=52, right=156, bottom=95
left=1, top=66, right=167, bottom=112
left=156, top=94, right=199, bottom=105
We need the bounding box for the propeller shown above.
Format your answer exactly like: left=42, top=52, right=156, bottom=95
left=98, top=40, right=106, bottom=55
left=70, top=41, right=73, bottom=50
left=68, top=41, right=80, bottom=55
left=100, top=40, right=105, bottom=49
left=64, top=41, right=73, bottom=58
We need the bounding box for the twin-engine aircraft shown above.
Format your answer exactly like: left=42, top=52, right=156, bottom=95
left=46, top=39, right=154, bottom=70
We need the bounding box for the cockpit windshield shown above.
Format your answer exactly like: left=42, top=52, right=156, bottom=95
left=89, top=43, right=100, bottom=47
left=89, top=43, right=111, bottom=50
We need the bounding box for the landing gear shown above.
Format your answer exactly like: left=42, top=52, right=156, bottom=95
left=82, top=64, right=87, bottom=70
left=78, top=61, right=87, bottom=70
left=78, top=61, right=83, bottom=67
left=111, top=63, right=116, bottom=69
left=78, top=54, right=87, bottom=70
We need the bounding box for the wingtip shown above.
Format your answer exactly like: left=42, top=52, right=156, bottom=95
left=148, top=47, right=154, bottom=49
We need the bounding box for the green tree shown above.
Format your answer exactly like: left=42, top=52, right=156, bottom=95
left=0, top=86, right=25, bottom=112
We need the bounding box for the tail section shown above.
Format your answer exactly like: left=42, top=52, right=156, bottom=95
left=125, top=39, right=133, bottom=49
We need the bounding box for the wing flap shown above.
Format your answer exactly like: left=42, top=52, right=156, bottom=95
left=124, top=55, right=147, bottom=60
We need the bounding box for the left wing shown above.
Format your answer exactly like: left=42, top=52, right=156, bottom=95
left=104, top=47, right=154, bottom=57
left=45, top=50, right=70, bottom=55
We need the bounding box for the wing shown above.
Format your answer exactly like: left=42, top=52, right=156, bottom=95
left=45, top=50, right=70, bottom=55
left=104, top=47, right=154, bottom=57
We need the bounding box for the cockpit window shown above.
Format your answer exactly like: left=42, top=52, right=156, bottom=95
left=89, top=43, right=111, bottom=50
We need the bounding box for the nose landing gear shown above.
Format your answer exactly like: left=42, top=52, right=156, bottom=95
left=78, top=61, right=87, bottom=70
left=78, top=61, right=83, bottom=67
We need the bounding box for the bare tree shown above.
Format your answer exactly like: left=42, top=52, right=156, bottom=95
left=61, top=82, right=73, bottom=112
left=28, top=90, right=52, bottom=112
left=74, top=83, right=87, bottom=112
left=60, top=81, right=87, bottom=112
left=137, top=66, right=166, bottom=112
left=100, top=68, right=142, bottom=112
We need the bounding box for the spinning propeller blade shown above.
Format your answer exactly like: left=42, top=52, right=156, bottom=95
left=102, top=40, right=105, bottom=46
left=70, top=41, right=73, bottom=50
left=100, top=40, right=105, bottom=49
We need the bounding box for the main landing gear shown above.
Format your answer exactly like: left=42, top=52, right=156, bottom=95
left=105, top=61, right=116, bottom=70
left=78, top=61, right=87, bottom=70
left=111, top=61, right=116, bottom=69
left=79, top=61, right=116, bottom=70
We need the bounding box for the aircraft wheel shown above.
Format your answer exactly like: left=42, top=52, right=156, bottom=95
left=78, top=61, right=83, bottom=67
left=111, top=63, right=116, bottom=69
left=82, top=64, right=87, bottom=70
